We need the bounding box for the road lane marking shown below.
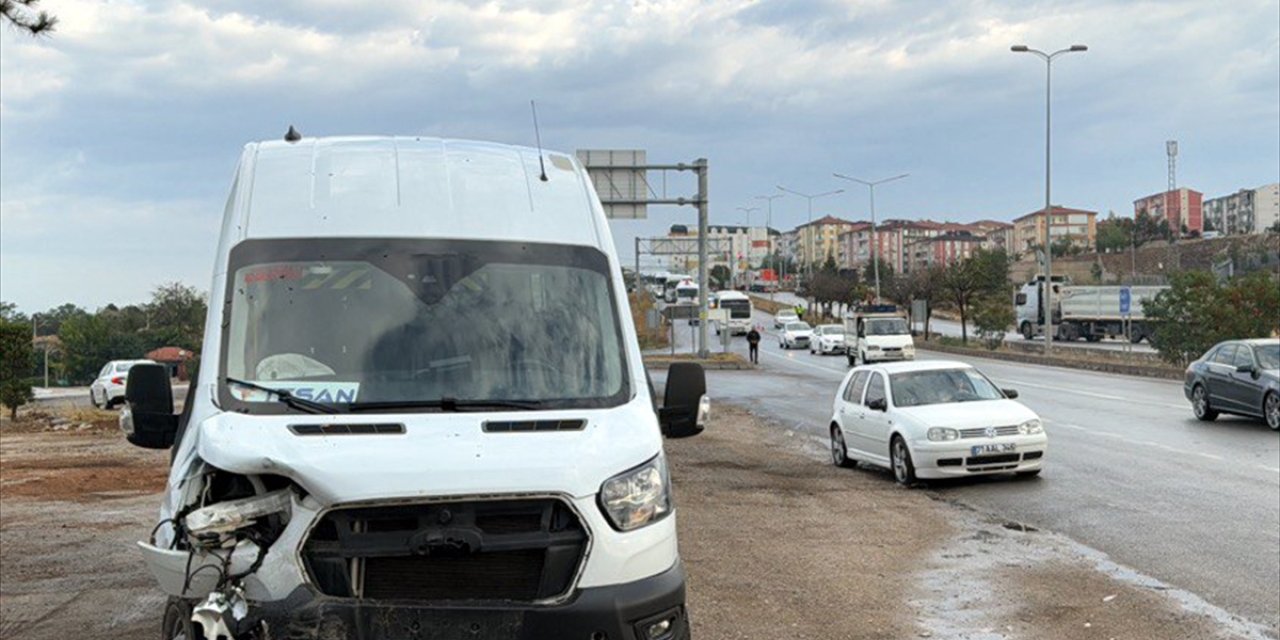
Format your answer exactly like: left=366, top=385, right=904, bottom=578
left=993, top=378, right=1185, bottom=410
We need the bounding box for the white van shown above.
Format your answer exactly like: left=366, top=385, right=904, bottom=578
left=120, top=135, right=707, bottom=640
left=844, top=305, right=915, bottom=366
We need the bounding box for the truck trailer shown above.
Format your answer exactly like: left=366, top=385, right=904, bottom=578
left=1015, top=278, right=1168, bottom=343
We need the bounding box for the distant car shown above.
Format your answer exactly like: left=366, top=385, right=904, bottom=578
left=774, top=309, right=799, bottom=329
left=1184, top=338, right=1280, bottom=430
left=779, top=321, right=813, bottom=350
left=90, top=359, right=157, bottom=409
left=828, top=360, right=1047, bottom=485
left=811, top=324, right=845, bottom=355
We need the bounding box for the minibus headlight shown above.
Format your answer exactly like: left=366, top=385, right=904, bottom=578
left=599, top=455, right=672, bottom=531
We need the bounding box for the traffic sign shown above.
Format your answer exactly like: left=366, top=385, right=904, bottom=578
left=1119, top=287, right=1131, bottom=315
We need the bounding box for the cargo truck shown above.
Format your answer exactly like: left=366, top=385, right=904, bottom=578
left=1015, top=278, right=1168, bottom=343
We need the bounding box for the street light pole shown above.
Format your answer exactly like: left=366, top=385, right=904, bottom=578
left=1012, top=43, right=1087, bottom=355
left=735, top=206, right=761, bottom=288
left=756, top=194, right=784, bottom=301
left=776, top=186, right=843, bottom=279
left=833, top=172, right=909, bottom=303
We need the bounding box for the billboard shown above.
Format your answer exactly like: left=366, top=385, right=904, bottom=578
left=576, top=149, right=649, bottom=219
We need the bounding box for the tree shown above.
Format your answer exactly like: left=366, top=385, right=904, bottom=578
left=942, top=261, right=983, bottom=343
left=1145, top=271, right=1280, bottom=365
left=2, top=0, right=58, bottom=35
left=144, top=282, right=207, bottom=350
left=1096, top=215, right=1134, bottom=253
left=0, top=319, right=34, bottom=419
left=709, top=265, right=731, bottom=289
left=58, top=313, right=148, bottom=383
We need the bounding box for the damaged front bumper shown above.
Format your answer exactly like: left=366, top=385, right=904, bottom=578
left=241, top=561, right=689, bottom=640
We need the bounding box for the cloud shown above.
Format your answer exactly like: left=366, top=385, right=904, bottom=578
left=1, top=0, right=1277, bottom=310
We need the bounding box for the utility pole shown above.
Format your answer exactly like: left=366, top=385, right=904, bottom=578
left=833, top=172, right=909, bottom=303
left=696, top=159, right=710, bottom=358
left=756, top=194, right=784, bottom=301
left=776, top=186, right=843, bottom=280
left=1012, top=43, right=1088, bottom=354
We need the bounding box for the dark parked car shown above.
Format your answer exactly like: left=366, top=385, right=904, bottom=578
left=1184, top=338, right=1280, bottom=430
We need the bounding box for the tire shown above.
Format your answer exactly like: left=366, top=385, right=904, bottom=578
left=1085, top=334, right=1101, bottom=343
left=1016, top=469, right=1042, bottom=478
left=1191, top=384, right=1218, bottom=421
left=1021, top=322, right=1034, bottom=340
left=162, top=597, right=196, bottom=640
left=831, top=425, right=856, bottom=468
left=890, top=436, right=917, bottom=486
left=89, top=389, right=100, bottom=409
left=1265, top=392, right=1280, bottom=431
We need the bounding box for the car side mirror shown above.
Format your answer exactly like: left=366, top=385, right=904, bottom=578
left=867, top=397, right=887, bottom=412
left=1235, top=364, right=1255, bottom=374
left=659, top=362, right=707, bottom=438
left=1003, top=388, right=1019, bottom=399
left=121, top=364, right=178, bottom=449
left=1015, top=293, right=1027, bottom=305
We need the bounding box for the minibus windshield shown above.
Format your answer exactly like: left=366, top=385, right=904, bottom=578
left=220, top=238, right=630, bottom=413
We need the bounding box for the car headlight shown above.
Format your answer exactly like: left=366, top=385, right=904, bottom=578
left=599, top=455, right=673, bottom=532
left=927, top=427, right=959, bottom=441
left=1018, top=419, right=1043, bottom=435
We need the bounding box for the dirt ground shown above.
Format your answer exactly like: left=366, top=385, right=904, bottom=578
left=0, top=406, right=1270, bottom=639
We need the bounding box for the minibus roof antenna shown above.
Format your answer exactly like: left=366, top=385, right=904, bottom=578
left=529, top=100, right=548, bottom=182
left=284, top=125, right=302, bottom=143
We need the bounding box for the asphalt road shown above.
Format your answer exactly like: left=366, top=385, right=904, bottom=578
left=672, top=307, right=1280, bottom=634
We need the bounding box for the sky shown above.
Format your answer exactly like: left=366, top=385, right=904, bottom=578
left=2, top=0, right=1277, bottom=312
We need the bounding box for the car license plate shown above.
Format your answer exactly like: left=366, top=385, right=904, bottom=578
left=971, top=443, right=1016, bottom=455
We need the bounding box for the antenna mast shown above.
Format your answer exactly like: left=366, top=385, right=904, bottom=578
left=530, top=101, right=548, bottom=182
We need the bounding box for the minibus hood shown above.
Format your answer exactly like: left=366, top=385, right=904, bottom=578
left=192, top=401, right=661, bottom=506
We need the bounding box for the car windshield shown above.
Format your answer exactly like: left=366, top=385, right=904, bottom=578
left=114, top=363, right=138, bottom=373
left=721, top=299, right=751, bottom=318
left=866, top=318, right=909, bottom=336
left=677, top=288, right=697, bottom=299
left=1256, top=344, right=1280, bottom=369
left=818, top=325, right=842, bottom=335
left=220, top=238, right=629, bottom=413
left=787, top=322, right=811, bottom=331
left=890, top=368, right=1004, bottom=407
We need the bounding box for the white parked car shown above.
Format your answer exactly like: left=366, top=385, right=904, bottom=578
left=774, top=308, right=799, bottom=329
left=811, top=324, right=845, bottom=355
left=828, top=360, right=1046, bottom=485
left=779, top=321, right=813, bottom=350
left=90, top=359, right=157, bottom=409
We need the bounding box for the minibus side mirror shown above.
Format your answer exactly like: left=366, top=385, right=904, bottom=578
left=122, top=364, right=178, bottom=449
left=659, top=363, right=707, bottom=439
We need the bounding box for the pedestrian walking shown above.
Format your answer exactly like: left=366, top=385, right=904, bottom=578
left=746, top=326, right=761, bottom=364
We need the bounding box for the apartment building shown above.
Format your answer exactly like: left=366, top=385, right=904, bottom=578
left=1133, top=188, right=1203, bottom=235
left=794, top=215, right=858, bottom=269
left=665, top=224, right=779, bottom=273
left=904, top=231, right=987, bottom=271
left=1203, top=183, right=1280, bottom=235
left=1012, top=206, right=1098, bottom=256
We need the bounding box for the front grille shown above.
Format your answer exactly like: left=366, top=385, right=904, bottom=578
left=959, top=425, right=1020, bottom=439
left=966, top=453, right=1021, bottom=465
left=302, top=498, right=587, bottom=603
left=483, top=419, right=585, bottom=433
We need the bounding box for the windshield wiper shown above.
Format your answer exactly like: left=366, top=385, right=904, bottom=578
left=224, top=376, right=339, bottom=414
left=348, top=398, right=543, bottom=413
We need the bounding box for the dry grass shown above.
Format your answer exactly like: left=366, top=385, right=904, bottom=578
left=629, top=291, right=670, bottom=350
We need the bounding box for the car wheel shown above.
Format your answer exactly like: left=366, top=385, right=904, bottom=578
left=1016, top=469, right=1042, bottom=478
left=890, top=436, right=917, bottom=486
left=162, top=597, right=196, bottom=640
left=1265, top=392, right=1280, bottom=431
left=1191, top=384, right=1218, bottom=421
left=831, top=425, right=856, bottom=468
left=89, top=389, right=100, bottom=409
left=1020, top=322, right=1034, bottom=340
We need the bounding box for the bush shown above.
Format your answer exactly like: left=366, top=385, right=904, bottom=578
left=0, top=320, right=35, bottom=418
left=971, top=294, right=1014, bottom=351
left=1145, top=271, right=1280, bottom=365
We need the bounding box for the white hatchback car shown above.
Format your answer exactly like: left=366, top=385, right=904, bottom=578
left=774, top=309, right=799, bottom=329
left=90, top=359, right=157, bottom=409
left=828, top=360, right=1046, bottom=485
left=811, top=324, right=845, bottom=355
left=779, top=321, right=814, bottom=350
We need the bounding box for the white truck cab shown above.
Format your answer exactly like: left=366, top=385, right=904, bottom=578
left=844, top=305, right=914, bottom=366
left=119, top=135, right=707, bottom=640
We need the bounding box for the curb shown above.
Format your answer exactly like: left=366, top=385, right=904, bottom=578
left=643, top=357, right=754, bottom=371
left=919, top=342, right=1183, bottom=380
